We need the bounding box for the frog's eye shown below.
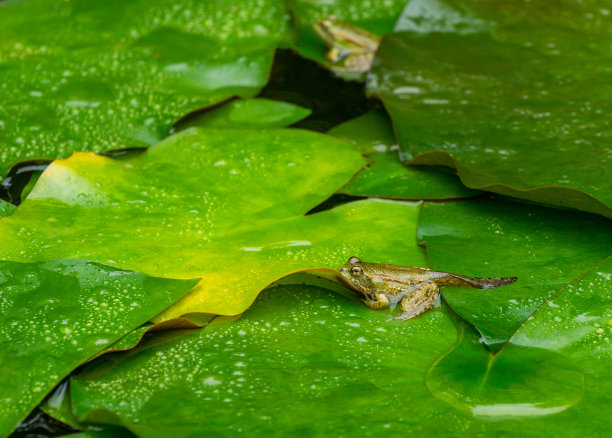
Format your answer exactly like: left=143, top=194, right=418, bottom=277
left=351, top=266, right=363, bottom=277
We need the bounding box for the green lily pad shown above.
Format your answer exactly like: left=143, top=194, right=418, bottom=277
left=368, top=0, right=612, bottom=217
left=426, top=257, right=612, bottom=433
left=286, top=0, right=406, bottom=67
left=172, top=98, right=311, bottom=132
left=0, top=128, right=429, bottom=320
left=65, top=284, right=461, bottom=435
left=329, top=110, right=479, bottom=200
left=417, top=199, right=612, bottom=348
left=0, top=259, right=198, bottom=437
left=0, top=0, right=290, bottom=176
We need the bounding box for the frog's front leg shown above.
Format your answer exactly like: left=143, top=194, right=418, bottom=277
left=390, top=281, right=439, bottom=321
left=363, top=292, right=390, bottom=310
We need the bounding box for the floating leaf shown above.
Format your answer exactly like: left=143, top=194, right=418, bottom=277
left=417, top=199, right=612, bottom=347
left=0, top=128, right=427, bottom=320
left=66, top=285, right=461, bottom=435
left=0, top=259, right=197, bottom=437
left=426, top=257, right=612, bottom=432
left=0, top=0, right=290, bottom=175
left=172, top=98, right=311, bottom=132
left=368, top=0, right=612, bottom=217
left=329, top=110, right=479, bottom=200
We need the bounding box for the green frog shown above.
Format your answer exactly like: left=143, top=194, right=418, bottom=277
left=339, top=257, right=517, bottom=321
left=312, top=15, right=381, bottom=73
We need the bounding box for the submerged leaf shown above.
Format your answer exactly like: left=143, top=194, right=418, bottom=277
left=368, top=0, right=612, bottom=217
left=0, top=0, right=290, bottom=175
left=0, top=259, right=197, bottom=437
left=417, top=199, right=612, bottom=347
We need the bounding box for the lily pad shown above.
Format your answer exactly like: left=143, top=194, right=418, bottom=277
left=0, top=127, right=428, bottom=320
left=426, top=257, right=612, bottom=433
left=329, top=110, right=479, bottom=200
left=0, top=259, right=197, bottom=437
left=66, top=284, right=461, bottom=435
left=417, top=199, right=612, bottom=347
left=0, top=0, right=290, bottom=176
left=368, top=0, right=612, bottom=217
left=172, top=98, right=311, bottom=132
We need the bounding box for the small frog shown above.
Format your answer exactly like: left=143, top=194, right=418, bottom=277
left=312, top=15, right=381, bottom=73
left=339, top=257, right=517, bottom=321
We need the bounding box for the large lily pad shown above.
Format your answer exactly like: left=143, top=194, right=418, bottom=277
left=0, top=259, right=197, bottom=437
left=368, top=0, right=612, bottom=217
left=0, top=0, right=290, bottom=176
left=426, top=257, right=612, bottom=434
left=417, top=199, right=612, bottom=347
left=0, top=127, right=428, bottom=321
left=64, top=285, right=461, bottom=435
left=329, top=110, right=479, bottom=200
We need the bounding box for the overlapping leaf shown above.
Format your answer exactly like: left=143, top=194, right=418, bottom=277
left=172, top=98, right=311, bottom=132
left=329, top=110, right=479, bottom=200
left=368, top=0, right=612, bottom=217
left=0, top=0, right=290, bottom=175
left=0, top=259, right=197, bottom=437
left=426, top=257, right=612, bottom=434
left=62, top=285, right=462, bottom=435
left=418, top=199, right=612, bottom=348
left=0, top=127, right=428, bottom=321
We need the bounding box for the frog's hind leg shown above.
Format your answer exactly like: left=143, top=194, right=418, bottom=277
left=390, top=281, right=439, bottom=321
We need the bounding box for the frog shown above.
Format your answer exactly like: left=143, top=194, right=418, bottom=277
left=312, top=15, right=381, bottom=73
left=338, top=257, right=517, bottom=321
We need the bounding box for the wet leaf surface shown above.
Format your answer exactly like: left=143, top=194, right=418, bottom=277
left=67, top=285, right=461, bottom=436
left=172, top=98, right=311, bottom=132
left=0, top=0, right=290, bottom=176
left=0, top=128, right=427, bottom=320
left=417, top=199, right=612, bottom=348
left=426, top=257, right=612, bottom=433
left=0, top=259, right=197, bottom=436
left=329, top=110, right=479, bottom=200
left=368, top=0, right=612, bottom=217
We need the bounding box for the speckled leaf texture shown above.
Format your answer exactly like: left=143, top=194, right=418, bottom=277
left=0, top=0, right=290, bottom=176
left=426, top=257, right=612, bottom=433
left=48, top=260, right=612, bottom=436
left=368, top=0, right=612, bottom=217
left=417, top=199, right=612, bottom=348
left=0, top=128, right=431, bottom=323
left=0, top=259, right=197, bottom=437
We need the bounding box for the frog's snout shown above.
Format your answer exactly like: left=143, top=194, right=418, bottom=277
left=339, top=267, right=348, bottom=273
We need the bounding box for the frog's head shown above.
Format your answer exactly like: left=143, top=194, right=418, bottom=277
left=312, top=15, right=341, bottom=46
left=338, top=256, right=375, bottom=297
